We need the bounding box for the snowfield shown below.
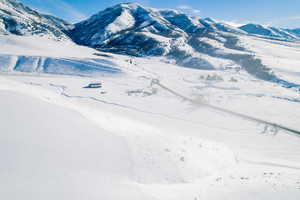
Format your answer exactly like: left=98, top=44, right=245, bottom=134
left=0, top=35, right=122, bottom=76
left=0, top=34, right=300, bottom=200
left=239, top=35, right=300, bottom=85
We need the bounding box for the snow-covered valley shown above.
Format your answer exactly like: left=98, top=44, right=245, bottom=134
left=1, top=33, right=300, bottom=199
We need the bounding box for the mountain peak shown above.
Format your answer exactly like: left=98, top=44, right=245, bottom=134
left=203, top=17, right=216, bottom=23
left=69, top=2, right=252, bottom=56
left=116, top=2, right=143, bottom=9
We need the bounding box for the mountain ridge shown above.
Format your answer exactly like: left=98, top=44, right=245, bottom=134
left=239, top=23, right=299, bottom=40
left=2, top=0, right=299, bottom=43
left=0, top=0, right=72, bottom=40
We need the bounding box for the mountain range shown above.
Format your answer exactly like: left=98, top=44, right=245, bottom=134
left=0, top=0, right=299, bottom=84
left=1, top=0, right=299, bottom=45
left=240, top=23, right=300, bottom=40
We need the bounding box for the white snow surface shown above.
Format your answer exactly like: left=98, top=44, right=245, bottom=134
left=0, top=35, right=97, bottom=57
left=0, top=34, right=300, bottom=200
left=0, top=35, right=122, bottom=76
left=239, top=35, right=300, bottom=85
left=105, top=9, right=135, bottom=34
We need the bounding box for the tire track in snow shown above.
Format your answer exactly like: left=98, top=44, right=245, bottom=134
left=240, top=159, right=300, bottom=170
left=47, top=83, right=225, bottom=129
left=152, top=79, right=300, bottom=137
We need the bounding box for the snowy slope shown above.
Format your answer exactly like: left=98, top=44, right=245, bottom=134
left=69, top=2, right=248, bottom=71
left=69, top=3, right=185, bottom=56
left=199, top=17, right=246, bottom=34
left=0, top=0, right=72, bottom=40
left=240, top=23, right=299, bottom=40
left=287, top=28, right=300, bottom=37
left=0, top=35, right=122, bottom=76
left=239, top=34, right=300, bottom=86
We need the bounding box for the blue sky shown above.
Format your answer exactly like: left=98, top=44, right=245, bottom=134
left=20, top=0, right=300, bottom=28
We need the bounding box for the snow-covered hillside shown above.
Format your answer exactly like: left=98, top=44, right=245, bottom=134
left=0, top=35, right=122, bottom=76
left=1, top=1, right=300, bottom=200
left=0, top=0, right=72, bottom=40
left=240, top=23, right=299, bottom=40
left=68, top=3, right=248, bottom=69
left=287, top=28, right=300, bottom=37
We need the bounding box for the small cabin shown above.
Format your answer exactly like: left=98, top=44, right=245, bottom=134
left=87, top=82, right=102, bottom=88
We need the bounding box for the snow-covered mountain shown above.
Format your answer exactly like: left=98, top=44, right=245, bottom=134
left=286, top=28, right=300, bottom=37
left=199, top=17, right=246, bottom=34
left=239, top=23, right=300, bottom=40
left=69, top=3, right=282, bottom=83
left=68, top=2, right=274, bottom=81
left=69, top=3, right=243, bottom=56
left=0, top=0, right=119, bottom=76
left=69, top=3, right=188, bottom=56
left=0, top=0, right=72, bottom=40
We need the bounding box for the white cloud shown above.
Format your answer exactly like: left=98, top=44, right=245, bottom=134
left=177, top=5, right=201, bottom=15
left=192, top=9, right=201, bottom=14
left=177, top=5, right=192, bottom=10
